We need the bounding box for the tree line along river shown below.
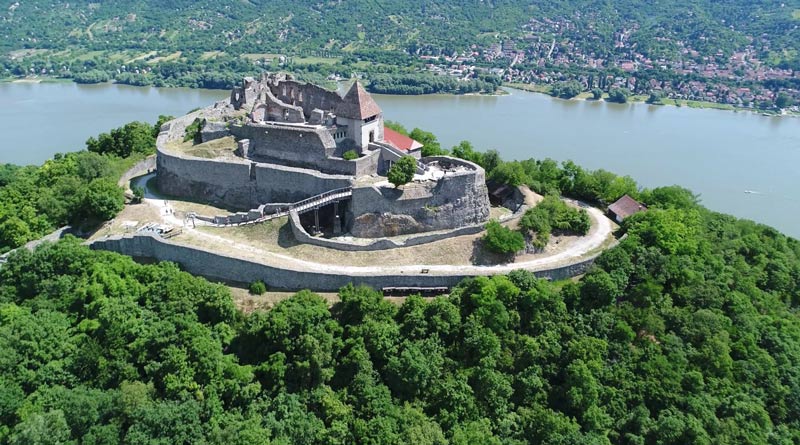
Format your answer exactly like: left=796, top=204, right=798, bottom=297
left=1, top=81, right=798, bottom=238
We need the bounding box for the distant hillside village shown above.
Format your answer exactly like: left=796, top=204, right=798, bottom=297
left=419, top=16, right=799, bottom=111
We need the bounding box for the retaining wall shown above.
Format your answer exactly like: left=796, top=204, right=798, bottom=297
left=118, top=156, right=156, bottom=188
left=350, top=156, right=491, bottom=237
left=290, top=199, right=526, bottom=252
left=157, top=110, right=354, bottom=209
left=90, top=234, right=600, bottom=291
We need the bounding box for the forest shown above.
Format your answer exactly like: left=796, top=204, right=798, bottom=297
left=0, top=118, right=169, bottom=253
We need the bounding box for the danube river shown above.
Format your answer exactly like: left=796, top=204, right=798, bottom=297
left=1, top=81, right=798, bottom=238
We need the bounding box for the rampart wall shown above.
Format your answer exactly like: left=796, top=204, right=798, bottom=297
left=90, top=234, right=599, bottom=291
left=268, top=80, right=343, bottom=117
left=157, top=110, right=353, bottom=209
left=350, top=156, right=491, bottom=237
left=118, top=156, right=156, bottom=188
left=289, top=191, right=526, bottom=251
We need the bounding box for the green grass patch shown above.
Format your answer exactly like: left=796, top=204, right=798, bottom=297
left=200, top=51, right=226, bottom=60
left=74, top=50, right=106, bottom=61
left=504, top=82, right=552, bottom=94
left=147, top=51, right=182, bottom=64
left=242, top=53, right=283, bottom=61
left=294, top=56, right=341, bottom=65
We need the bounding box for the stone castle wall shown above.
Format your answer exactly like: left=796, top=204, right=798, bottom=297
left=253, top=163, right=352, bottom=204
left=229, top=122, right=378, bottom=176
left=90, top=234, right=599, bottom=291
left=350, top=156, right=491, bottom=237
left=157, top=109, right=353, bottom=209
left=268, top=80, right=343, bottom=117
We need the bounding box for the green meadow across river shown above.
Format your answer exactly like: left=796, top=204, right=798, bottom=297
left=1, top=81, right=798, bottom=238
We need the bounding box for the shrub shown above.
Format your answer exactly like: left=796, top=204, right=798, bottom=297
left=131, top=186, right=145, bottom=204
left=520, top=195, right=591, bottom=249
left=343, top=150, right=359, bottom=160
left=483, top=220, right=525, bottom=255
left=387, top=156, right=417, bottom=188
left=183, top=118, right=203, bottom=143
left=249, top=280, right=267, bottom=295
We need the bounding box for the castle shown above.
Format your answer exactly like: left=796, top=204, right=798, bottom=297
left=156, top=73, right=490, bottom=238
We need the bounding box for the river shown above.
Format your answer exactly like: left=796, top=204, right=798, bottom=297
left=1, top=81, right=798, bottom=238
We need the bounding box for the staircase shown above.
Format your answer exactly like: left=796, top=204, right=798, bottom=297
left=204, top=187, right=353, bottom=227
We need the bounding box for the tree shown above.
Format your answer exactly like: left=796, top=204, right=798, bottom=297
left=387, top=156, right=417, bottom=188
left=342, top=150, right=359, bottom=161
left=607, top=88, right=631, bottom=104
left=591, top=88, right=604, bottom=100
left=775, top=93, right=793, bottom=109
left=86, top=121, right=157, bottom=157
left=0, top=217, right=32, bottom=249
left=9, top=410, right=73, bottom=445
left=489, top=162, right=526, bottom=186
left=482, top=220, right=524, bottom=255
left=647, top=91, right=664, bottom=104
left=75, top=152, right=113, bottom=181
left=384, top=121, right=409, bottom=135
left=76, top=179, right=124, bottom=223
left=153, top=115, right=175, bottom=137
left=408, top=128, right=444, bottom=157
left=550, top=81, right=583, bottom=99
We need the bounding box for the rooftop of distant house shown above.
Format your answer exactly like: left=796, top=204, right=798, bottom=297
left=608, top=194, right=647, bottom=220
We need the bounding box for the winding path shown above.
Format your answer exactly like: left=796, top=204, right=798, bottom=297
left=131, top=174, right=615, bottom=277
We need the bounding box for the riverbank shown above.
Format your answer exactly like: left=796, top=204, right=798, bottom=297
left=504, top=82, right=797, bottom=117
left=5, top=75, right=791, bottom=116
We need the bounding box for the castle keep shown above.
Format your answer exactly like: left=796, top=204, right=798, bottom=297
left=156, top=73, right=490, bottom=238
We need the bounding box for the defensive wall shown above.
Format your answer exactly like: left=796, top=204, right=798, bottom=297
left=118, top=156, right=156, bottom=188
left=350, top=156, right=491, bottom=237
left=157, top=109, right=354, bottom=209
left=289, top=199, right=528, bottom=252
left=90, top=233, right=600, bottom=291
left=229, top=122, right=380, bottom=176
left=267, top=79, right=343, bottom=118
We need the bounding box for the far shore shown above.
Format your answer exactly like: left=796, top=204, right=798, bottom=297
left=504, top=82, right=797, bottom=118
left=3, top=75, right=795, bottom=117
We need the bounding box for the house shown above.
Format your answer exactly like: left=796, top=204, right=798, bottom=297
left=608, top=195, right=646, bottom=223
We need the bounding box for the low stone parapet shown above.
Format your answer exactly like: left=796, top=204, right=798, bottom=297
left=88, top=233, right=601, bottom=291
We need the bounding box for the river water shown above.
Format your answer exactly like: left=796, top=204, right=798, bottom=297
left=1, top=81, right=798, bottom=238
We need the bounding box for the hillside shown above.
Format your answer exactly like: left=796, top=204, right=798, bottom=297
left=3, top=1, right=799, bottom=107
left=3, top=1, right=798, bottom=59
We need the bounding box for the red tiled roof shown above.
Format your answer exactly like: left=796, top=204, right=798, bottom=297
left=383, top=127, right=423, bottom=152
left=608, top=194, right=647, bottom=219
left=336, top=80, right=382, bottom=120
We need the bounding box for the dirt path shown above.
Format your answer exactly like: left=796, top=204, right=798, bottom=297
left=138, top=190, right=616, bottom=277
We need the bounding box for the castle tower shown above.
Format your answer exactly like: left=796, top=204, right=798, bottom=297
left=335, top=80, right=384, bottom=151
